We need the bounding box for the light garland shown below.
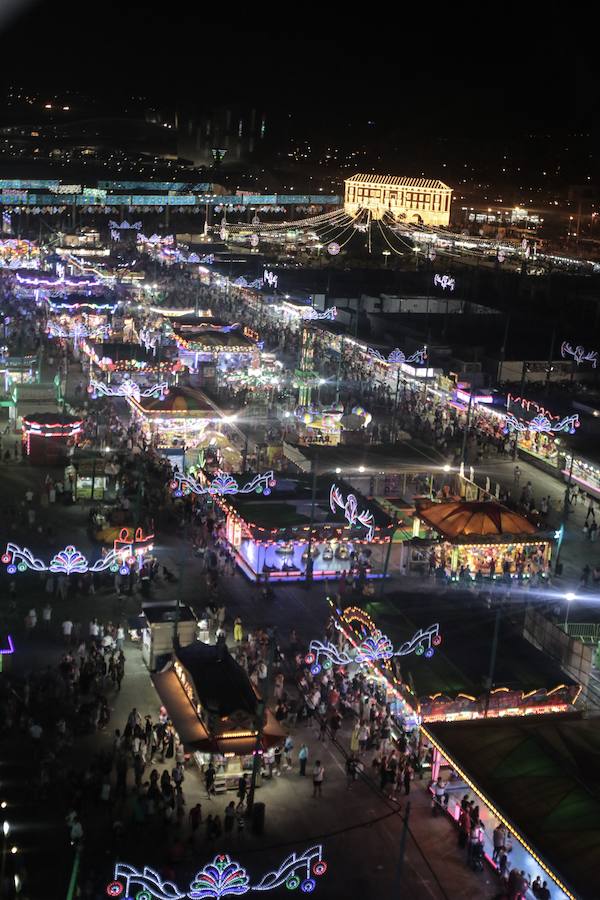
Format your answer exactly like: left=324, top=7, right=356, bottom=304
left=433, top=274, right=455, bottom=291
left=1, top=534, right=152, bottom=577
left=88, top=379, right=169, bottom=401
left=368, top=346, right=428, bottom=366
left=302, top=307, right=337, bottom=321
left=171, top=471, right=276, bottom=498
left=0, top=635, right=15, bottom=655
left=16, top=272, right=101, bottom=288
left=305, top=622, right=442, bottom=673
left=560, top=341, right=598, bottom=368
left=503, top=412, right=580, bottom=436
left=107, top=846, right=327, bottom=899
left=330, top=485, right=374, bottom=541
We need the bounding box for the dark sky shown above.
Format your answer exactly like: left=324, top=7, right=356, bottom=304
left=1, top=2, right=598, bottom=141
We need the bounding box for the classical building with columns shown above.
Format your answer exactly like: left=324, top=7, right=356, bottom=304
left=344, top=173, right=453, bottom=226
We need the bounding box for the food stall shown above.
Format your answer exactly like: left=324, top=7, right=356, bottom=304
left=152, top=640, right=286, bottom=790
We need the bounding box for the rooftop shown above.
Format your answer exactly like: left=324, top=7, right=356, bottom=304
left=425, top=715, right=600, bottom=900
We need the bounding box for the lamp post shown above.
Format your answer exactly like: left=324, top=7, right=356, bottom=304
left=382, top=250, right=391, bottom=268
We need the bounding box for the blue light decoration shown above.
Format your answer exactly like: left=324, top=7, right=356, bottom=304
left=503, top=412, right=580, bottom=435
left=106, top=846, right=327, bottom=899
left=301, top=307, right=337, bottom=321
left=0, top=635, right=15, bottom=655
left=305, top=622, right=442, bottom=668
left=561, top=341, right=598, bottom=368
left=368, top=346, right=427, bottom=366
left=170, top=471, right=276, bottom=499
left=329, top=485, right=374, bottom=541
left=88, top=379, right=170, bottom=401
left=2, top=543, right=134, bottom=576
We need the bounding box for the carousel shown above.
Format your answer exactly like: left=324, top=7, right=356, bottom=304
left=413, top=499, right=554, bottom=581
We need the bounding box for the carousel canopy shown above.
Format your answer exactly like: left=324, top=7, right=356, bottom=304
left=417, top=500, right=540, bottom=542
left=135, top=386, right=214, bottom=415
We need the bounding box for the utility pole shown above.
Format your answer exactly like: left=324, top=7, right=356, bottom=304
left=483, top=606, right=501, bottom=718
left=512, top=360, right=528, bottom=462
left=460, top=391, right=473, bottom=466
left=305, top=454, right=318, bottom=586
left=246, top=631, right=275, bottom=815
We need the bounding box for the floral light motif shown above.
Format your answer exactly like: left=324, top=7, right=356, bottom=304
left=170, top=471, right=276, bottom=499
left=306, top=623, right=442, bottom=668
left=88, top=379, right=170, bottom=401
left=368, top=346, right=427, bottom=366
left=49, top=545, right=88, bottom=575
left=2, top=544, right=137, bottom=576
left=189, top=855, right=250, bottom=899
left=106, top=846, right=327, bottom=898
left=503, top=412, right=580, bottom=435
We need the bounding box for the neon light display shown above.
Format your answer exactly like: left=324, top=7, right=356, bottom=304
left=306, top=622, right=441, bottom=671
left=368, top=346, right=428, bottom=366
left=88, top=379, right=170, bottom=401
left=263, top=270, right=278, bottom=289
left=47, top=300, right=115, bottom=312
left=0, top=635, right=15, bottom=655
left=301, top=307, right=337, bottom=321
left=504, top=412, right=580, bottom=435
left=2, top=543, right=137, bottom=576
left=170, top=471, right=276, bottom=498
left=16, top=272, right=102, bottom=288
left=21, top=416, right=84, bottom=454
left=561, top=341, right=598, bottom=368
left=107, top=847, right=327, bottom=898
left=329, top=485, right=374, bottom=541
left=433, top=274, right=455, bottom=291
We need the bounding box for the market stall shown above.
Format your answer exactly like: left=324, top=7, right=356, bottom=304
left=219, top=475, right=396, bottom=582
left=152, top=640, right=286, bottom=790
left=414, top=499, right=554, bottom=580
left=168, top=316, right=261, bottom=376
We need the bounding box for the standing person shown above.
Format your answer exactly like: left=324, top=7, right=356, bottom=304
left=236, top=774, right=247, bottom=810
left=312, top=760, right=324, bottom=798
left=514, top=465, right=521, bottom=485
left=492, top=822, right=507, bottom=862
left=188, top=803, right=202, bottom=843
left=298, top=743, right=308, bottom=776
left=233, top=617, right=243, bottom=643
left=62, top=618, right=73, bottom=646
left=283, top=735, right=294, bottom=770
left=41, top=602, right=52, bottom=633
left=224, top=800, right=235, bottom=835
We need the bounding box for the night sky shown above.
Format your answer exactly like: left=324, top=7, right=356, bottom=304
left=1, top=2, right=598, bottom=144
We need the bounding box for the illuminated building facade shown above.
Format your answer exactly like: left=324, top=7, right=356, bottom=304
left=344, top=173, right=453, bottom=225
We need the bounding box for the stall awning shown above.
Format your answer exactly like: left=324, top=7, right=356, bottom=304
left=152, top=670, right=211, bottom=750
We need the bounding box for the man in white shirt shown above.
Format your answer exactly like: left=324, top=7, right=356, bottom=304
left=62, top=619, right=73, bottom=645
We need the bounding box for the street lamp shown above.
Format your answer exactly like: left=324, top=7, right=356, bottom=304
left=564, top=592, right=575, bottom=629
left=382, top=250, right=391, bottom=268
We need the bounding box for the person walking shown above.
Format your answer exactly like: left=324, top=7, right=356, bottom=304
left=298, top=743, right=308, bottom=776
left=403, top=763, right=412, bottom=796
left=41, top=602, right=52, bottom=633
left=312, top=760, right=324, bottom=798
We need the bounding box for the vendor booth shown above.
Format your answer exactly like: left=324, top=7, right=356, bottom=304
left=140, top=604, right=197, bottom=671
left=413, top=500, right=553, bottom=581
left=21, top=411, right=83, bottom=464
left=152, top=640, right=286, bottom=791
left=423, top=716, right=598, bottom=900
left=168, top=316, right=260, bottom=375
left=219, top=475, right=396, bottom=582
